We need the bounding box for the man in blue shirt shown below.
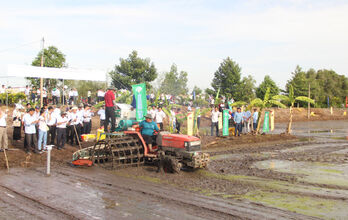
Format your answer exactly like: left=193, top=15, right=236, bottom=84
left=233, top=107, right=243, bottom=136
left=139, top=113, right=159, bottom=152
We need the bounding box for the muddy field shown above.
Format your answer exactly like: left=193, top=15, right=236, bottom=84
left=0, top=111, right=348, bottom=219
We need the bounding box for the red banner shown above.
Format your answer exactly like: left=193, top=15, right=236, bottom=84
left=346, top=96, right=348, bottom=108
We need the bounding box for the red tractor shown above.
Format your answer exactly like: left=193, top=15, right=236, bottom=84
left=72, top=123, right=209, bottom=173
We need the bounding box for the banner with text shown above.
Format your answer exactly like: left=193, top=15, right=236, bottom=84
left=263, top=111, right=270, bottom=133
left=222, top=109, right=229, bottom=136
left=132, top=83, right=147, bottom=121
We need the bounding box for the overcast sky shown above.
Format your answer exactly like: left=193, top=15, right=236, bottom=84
left=1, top=0, right=347, bottom=91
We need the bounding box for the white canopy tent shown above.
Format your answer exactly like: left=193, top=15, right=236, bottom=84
left=7, top=64, right=106, bottom=81
left=7, top=64, right=107, bottom=106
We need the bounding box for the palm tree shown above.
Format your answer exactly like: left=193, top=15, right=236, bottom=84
left=273, top=84, right=314, bottom=134
left=250, top=88, right=287, bottom=134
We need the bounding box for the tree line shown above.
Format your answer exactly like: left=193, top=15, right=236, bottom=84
left=27, top=47, right=348, bottom=108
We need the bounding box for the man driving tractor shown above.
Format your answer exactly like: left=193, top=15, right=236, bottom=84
left=139, top=113, right=159, bottom=152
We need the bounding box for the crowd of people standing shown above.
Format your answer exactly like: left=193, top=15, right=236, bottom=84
left=0, top=103, right=96, bottom=153
left=211, top=104, right=259, bottom=137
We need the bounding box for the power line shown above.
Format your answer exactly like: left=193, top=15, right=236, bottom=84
left=0, top=40, right=41, bottom=54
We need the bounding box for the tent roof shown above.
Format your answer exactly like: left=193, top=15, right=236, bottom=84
left=7, top=64, right=106, bottom=81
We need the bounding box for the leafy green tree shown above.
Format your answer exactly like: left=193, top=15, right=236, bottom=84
left=250, top=88, right=286, bottom=134
left=109, top=50, right=157, bottom=90
left=273, top=85, right=314, bottom=133
left=286, top=66, right=309, bottom=98
left=286, top=66, right=348, bottom=107
left=28, top=46, right=66, bottom=90
left=192, top=86, right=202, bottom=96
left=256, top=75, right=279, bottom=99
left=159, top=64, right=188, bottom=96
left=239, top=75, right=256, bottom=102
left=211, top=57, right=242, bottom=100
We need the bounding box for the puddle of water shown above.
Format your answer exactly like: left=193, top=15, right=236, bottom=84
left=242, top=190, right=348, bottom=220
left=272, top=120, right=348, bottom=140
left=254, top=159, right=348, bottom=187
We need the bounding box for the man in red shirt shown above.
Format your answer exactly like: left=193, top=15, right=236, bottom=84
left=104, top=87, right=116, bottom=132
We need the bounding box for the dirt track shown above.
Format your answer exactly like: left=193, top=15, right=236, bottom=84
left=0, top=166, right=318, bottom=220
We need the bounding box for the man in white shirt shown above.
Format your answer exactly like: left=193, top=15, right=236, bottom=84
left=24, top=85, right=30, bottom=102
left=0, top=109, right=8, bottom=151
left=46, top=106, right=57, bottom=145
left=68, top=106, right=81, bottom=145
left=252, top=109, right=259, bottom=131
left=55, top=88, right=61, bottom=104
left=82, top=105, right=93, bottom=134
left=52, top=89, right=57, bottom=104
left=52, top=105, right=60, bottom=117
left=155, top=106, right=166, bottom=130
left=23, top=108, right=39, bottom=153
left=0, top=85, right=5, bottom=94
left=69, top=90, right=74, bottom=105
left=42, top=88, right=48, bottom=105
left=97, top=89, right=104, bottom=102
left=56, top=112, right=69, bottom=149
left=148, top=105, right=157, bottom=120
left=87, top=91, right=91, bottom=104
left=170, top=107, right=176, bottom=132
left=211, top=106, right=220, bottom=137
left=0, top=85, right=6, bottom=104
left=97, top=106, right=105, bottom=128
left=73, top=88, right=79, bottom=104
left=150, top=93, right=155, bottom=102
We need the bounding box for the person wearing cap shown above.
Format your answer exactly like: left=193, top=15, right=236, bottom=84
left=104, top=87, right=116, bottom=133
left=139, top=113, right=159, bottom=152
left=22, top=108, right=39, bottom=153
left=56, top=112, right=69, bottom=150
left=68, top=106, right=81, bottom=146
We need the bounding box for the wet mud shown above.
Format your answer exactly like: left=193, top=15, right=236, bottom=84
left=0, top=120, right=348, bottom=219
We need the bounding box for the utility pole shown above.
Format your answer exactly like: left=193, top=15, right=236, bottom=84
left=307, top=83, right=310, bottom=119
left=40, top=37, right=45, bottom=108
